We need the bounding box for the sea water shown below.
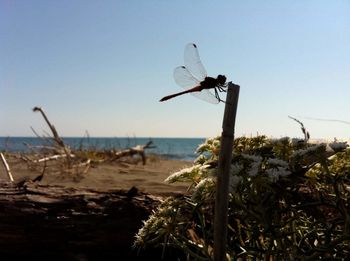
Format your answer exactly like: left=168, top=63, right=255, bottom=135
left=0, top=137, right=206, bottom=161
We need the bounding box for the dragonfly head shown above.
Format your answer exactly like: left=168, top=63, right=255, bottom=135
left=217, top=75, right=226, bottom=85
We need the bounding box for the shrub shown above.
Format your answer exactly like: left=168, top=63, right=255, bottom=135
left=134, top=136, right=350, bottom=260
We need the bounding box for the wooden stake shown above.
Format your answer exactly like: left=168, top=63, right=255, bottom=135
left=0, top=153, right=15, bottom=182
left=214, top=82, right=240, bottom=261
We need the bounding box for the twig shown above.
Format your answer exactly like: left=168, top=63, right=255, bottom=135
left=0, top=153, right=14, bottom=182
left=23, top=142, right=57, bottom=152
left=30, top=126, right=43, bottom=139
left=288, top=116, right=310, bottom=142
left=32, top=161, right=47, bottom=182
left=32, top=106, right=72, bottom=166
left=33, top=107, right=63, bottom=146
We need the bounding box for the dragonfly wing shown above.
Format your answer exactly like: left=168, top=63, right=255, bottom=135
left=191, top=89, right=220, bottom=104
left=184, top=43, right=207, bottom=81
left=173, top=66, right=200, bottom=89
left=173, top=66, right=219, bottom=104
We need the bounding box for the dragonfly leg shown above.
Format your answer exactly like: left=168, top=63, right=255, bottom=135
left=214, top=88, right=225, bottom=103
left=217, top=86, right=227, bottom=92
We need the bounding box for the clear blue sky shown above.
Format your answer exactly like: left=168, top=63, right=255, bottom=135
left=1, top=1, right=349, bottom=139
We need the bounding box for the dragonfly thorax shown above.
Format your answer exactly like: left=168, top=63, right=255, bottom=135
left=201, top=75, right=226, bottom=90
left=216, top=75, right=226, bottom=85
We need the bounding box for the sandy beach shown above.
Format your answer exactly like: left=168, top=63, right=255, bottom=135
left=0, top=154, right=192, bottom=195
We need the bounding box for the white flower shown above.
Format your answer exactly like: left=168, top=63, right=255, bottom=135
left=291, top=138, right=305, bottom=146
left=164, top=164, right=210, bottom=183
left=292, top=144, right=327, bottom=158
left=271, top=137, right=290, bottom=144
left=241, top=154, right=263, bottom=162
left=267, top=158, right=289, bottom=168
left=266, top=167, right=291, bottom=182
left=230, top=163, right=243, bottom=176
left=229, top=175, right=242, bottom=191
left=195, top=177, right=213, bottom=189
left=192, top=177, right=215, bottom=199
left=241, top=154, right=262, bottom=177
left=164, top=166, right=193, bottom=183
left=247, top=162, right=260, bottom=177
left=279, top=136, right=290, bottom=143
left=328, top=141, right=348, bottom=152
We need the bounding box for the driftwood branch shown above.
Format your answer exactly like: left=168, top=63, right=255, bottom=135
left=33, top=154, right=76, bottom=163
left=114, top=141, right=155, bottom=165
left=33, top=107, right=64, bottom=147
left=32, top=106, right=72, bottom=165
left=288, top=116, right=310, bottom=142
left=0, top=153, right=14, bottom=182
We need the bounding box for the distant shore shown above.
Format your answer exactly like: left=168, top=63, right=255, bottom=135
left=0, top=136, right=205, bottom=161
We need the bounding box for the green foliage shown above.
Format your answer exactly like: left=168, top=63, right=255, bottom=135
left=134, top=136, right=350, bottom=260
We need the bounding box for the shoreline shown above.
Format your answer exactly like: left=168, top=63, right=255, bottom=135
left=0, top=136, right=204, bottom=162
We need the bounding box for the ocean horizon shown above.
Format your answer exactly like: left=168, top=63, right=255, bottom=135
left=0, top=136, right=207, bottom=161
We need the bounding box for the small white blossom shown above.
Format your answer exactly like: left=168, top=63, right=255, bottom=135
left=164, top=164, right=210, bottom=183
left=164, top=166, right=193, bottom=183
left=271, top=136, right=291, bottom=146
left=230, top=163, right=243, bottom=176
left=192, top=177, right=215, bottom=199
left=195, top=177, right=213, bottom=189
left=291, top=138, right=305, bottom=146
left=328, top=141, right=348, bottom=152
left=271, top=137, right=290, bottom=144
left=229, top=175, right=242, bottom=191
left=229, top=163, right=243, bottom=191
left=266, top=167, right=291, bottom=182
left=267, top=158, right=289, bottom=168
left=279, top=136, right=290, bottom=142
left=241, top=154, right=262, bottom=177
left=292, top=144, right=327, bottom=158
left=247, top=162, right=260, bottom=177
left=241, top=154, right=263, bottom=162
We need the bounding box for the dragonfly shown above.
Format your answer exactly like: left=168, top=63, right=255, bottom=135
left=159, top=43, right=227, bottom=104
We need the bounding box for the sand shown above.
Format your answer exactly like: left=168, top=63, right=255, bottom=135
left=0, top=153, right=192, bottom=195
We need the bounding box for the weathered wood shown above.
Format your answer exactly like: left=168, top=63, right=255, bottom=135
left=33, top=106, right=72, bottom=165
left=33, top=154, right=76, bottom=163
left=0, top=182, right=171, bottom=260
left=113, top=141, right=156, bottom=165
left=0, top=153, right=14, bottom=182
left=214, top=82, right=240, bottom=261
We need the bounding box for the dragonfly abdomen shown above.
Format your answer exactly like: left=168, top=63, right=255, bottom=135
left=159, top=85, right=202, bottom=102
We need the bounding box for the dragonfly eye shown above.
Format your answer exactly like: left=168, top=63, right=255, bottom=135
left=217, top=75, right=226, bottom=84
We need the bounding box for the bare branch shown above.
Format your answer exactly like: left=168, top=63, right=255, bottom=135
left=288, top=116, right=310, bottom=142
left=32, top=107, right=64, bottom=147
left=32, top=106, right=72, bottom=166
left=0, top=153, right=14, bottom=182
